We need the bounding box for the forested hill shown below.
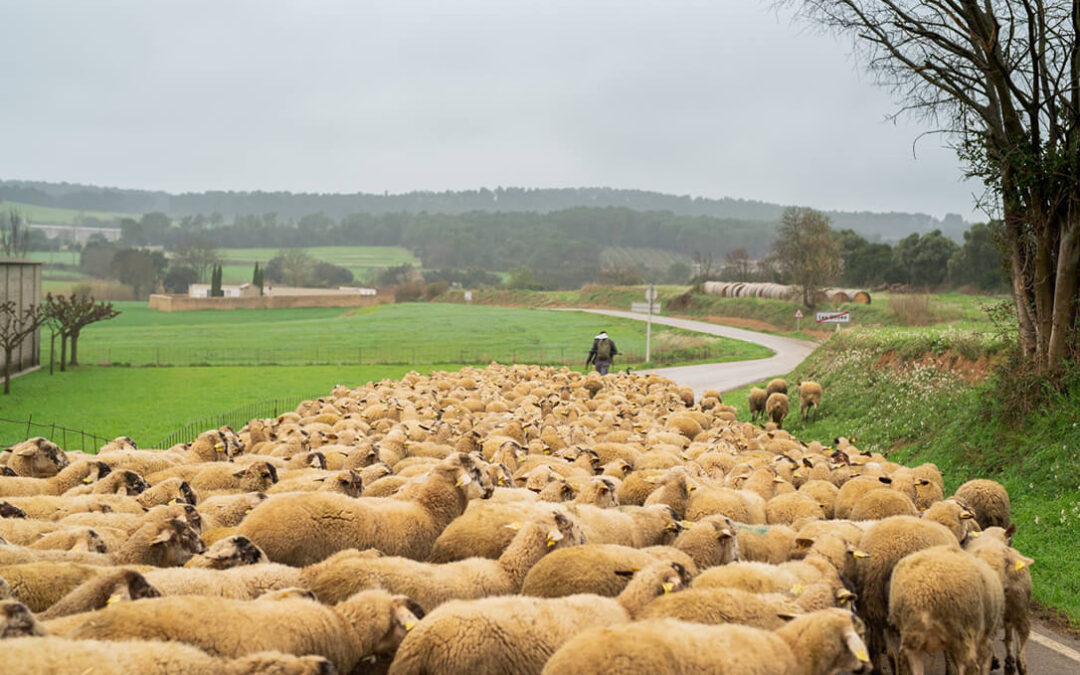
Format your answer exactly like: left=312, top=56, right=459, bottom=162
left=0, top=180, right=968, bottom=241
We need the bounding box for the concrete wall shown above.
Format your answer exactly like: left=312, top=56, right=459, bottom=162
left=0, top=259, right=43, bottom=374
left=148, top=292, right=391, bottom=312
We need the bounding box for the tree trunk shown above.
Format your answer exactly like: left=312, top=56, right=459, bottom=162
left=1047, top=216, right=1080, bottom=368
left=3, top=347, right=11, bottom=395
left=49, top=330, right=56, bottom=375
left=1004, top=200, right=1038, bottom=359
left=60, top=334, right=67, bottom=372
left=70, top=329, right=80, bottom=366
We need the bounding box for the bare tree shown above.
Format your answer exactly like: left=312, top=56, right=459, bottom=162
left=771, top=207, right=842, bottom=308
left=0, top=301, right=45, bottom=394
left=722, top=248, right=755, bottom=281
left=45, top=293, right=121, bottom=369
left=0, top=207, right=31, bottom=258
left=173, top=238, right=221, bottom=283
left=787, top=0, right=1080, bottom=371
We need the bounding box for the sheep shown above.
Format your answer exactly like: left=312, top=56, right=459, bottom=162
left=2, top=636, right=339, bottom=675
left=573, top=476, right=619, bottom=507
left=766, top=491, right=825, bottom=525
left=184, top=535, right=267, bottom=569
left=520, top=544, right=694, bottom=598
left=197, top=492, right=268, bottom=529
left=954, top=478, right=1011, bottom=530
left=0, top=501, right=28, bottom=519
left=565, top=503, right=682, bottom=548
left=736, top=523, right=797, bottom=564
left=922, top=498, right=978, bottom=543
left=149, top=461, right=279, bottom=495
left=765, top=393, right=789, bottom=429
left=110, top=516, right=206, bottom=567
left=855, top=515, right=960, bottom=674
left=134, top=477, right=198, bottom=508
left=798, top=479, right=840, bottom=518
left=666, top=516, right=740, bottom=570
left=965, top=528, right=1033, bottom=675
left=38, top=568, right=161, bottom=619
left=637, top=584, right=803, bottom=629
left=849, top=488, right=919, bottom=521
left=686, top=485, right=766, bottom=524
left=748, top=387, right=769, bottom=423
left=766, top=378, right=788, bottom=399
left=888, top=545, right=1003, bottom=675
left=303, top=512, right=583, bottom=610
left=239, top=453, right=492, bottom=564
left=44, top=589, right=423, bottom=674
left=0, top=458, right=111, bottom=497
left=387, top=561, right=689, bottom=675
left=3, top=437, right=69, bottom=477
left=63, top=468, right=150, bottom=497
left=27, top=526, right=107, bottom=553
left=798, top=380, right=823, bottom=422
left=641, top=468, right=693, bottom=518
left=540, top=608, right=870, bottom=675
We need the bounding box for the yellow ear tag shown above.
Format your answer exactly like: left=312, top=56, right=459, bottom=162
left=168, top=498, right=180, bottom=505
left=852, top=550, right=870, bottom=559
left=790, top=584, right=806, bottom=596
left=680, top=520, right=694, bottom=529
left=970, top=531, right=981, bottom=538
left=772, top=476, right=785, bottom=483
left=1015, top=559, right=1028, bottom=571
left=83, top=476, right=94, bottom=484
left=856, top=649, right=870, bottom=663
left=106, top=593, right=123, bottom=606
left=661, top=582, right=674, bottom=594
left=404, top=621, right=416, bottom=631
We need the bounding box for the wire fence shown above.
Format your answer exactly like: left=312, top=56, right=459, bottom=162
left=70, top=343, right=724, bottom=367
left=0, top=416, right=112, bottom=454
left=153, top=394, right=322, bottom=450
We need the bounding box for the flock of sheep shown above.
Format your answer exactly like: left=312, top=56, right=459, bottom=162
left=0, top=364, right=1030, bottom=675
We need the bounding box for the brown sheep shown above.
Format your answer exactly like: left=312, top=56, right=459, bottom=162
left=798, top=380, right=823, bottom=422
left=748, top=388, right=768, bottom=424
left=765, top=393, right=789, bottom=429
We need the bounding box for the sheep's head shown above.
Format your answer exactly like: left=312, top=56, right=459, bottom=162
left=71, top=528, right=108, bottom=554
left=12, top=437, right=68, bottom=477
left=104, top=569, right=161, bottom=605
left=197, top=535, right=267, bottom=569
left=301, top=451, right=327, bottom=470
left=323, top=470, right=363, bottom=498
left=779, top=609, right=870, bottom=675
left=445, top=453, right=492, bottom=499
left=232, top=462, right=279, bottom=492
left=337, top=591, right=425, bottom=659
left=98, top=470, right=150, bottom=496
left=0, top=600, right=46, bottom=638
left=552, top=510, right=585, bottom=546
left=147, top=518, right=206, bottom=566
left=0, top=501, right=27, bottom=519
left=615, top=561, right=691, bottom=598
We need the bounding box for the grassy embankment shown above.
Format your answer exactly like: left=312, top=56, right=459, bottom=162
left=723, top=327, right=1080, bottom=626
left=4, top=302, right=770, bottom=446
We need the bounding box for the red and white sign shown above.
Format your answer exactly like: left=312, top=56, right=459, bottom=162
left=794, top=309, right=803, bottom=319
left=816, top=311, right=851, bottom=323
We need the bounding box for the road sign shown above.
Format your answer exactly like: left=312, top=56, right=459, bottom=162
left=631, top=302, right=661, bottom=314
left=816, top=311, right=851, bottom=323
left=645, top=286, right=658, bottom=301
left=794, top=309, right=803, bottom=319
left=464, top=291, right=473, bottom=302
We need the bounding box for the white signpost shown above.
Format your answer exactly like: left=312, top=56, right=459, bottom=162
left=795, top=308, right=803, bottom=332
left=816, top=310, right=851, bottom=331
left=645, top=285, right=657, bottom=363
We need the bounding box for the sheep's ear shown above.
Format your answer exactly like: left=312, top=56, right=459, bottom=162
left=794, top=537, right=815, bottom=550
left=878, top=476, right=893, bottom=484
left=1005, top=524, right=1017, bottom=538
left=232, top=469, right=248, bottom=479
left=1013, top=553, right=1034, bottom=571
left=15, top=446, right=37, bottom=457
left=613, top=569, right=636, bottom=578
left=846, top=631, right=871, bottom=665
left=776, top=611, right=802, bottom=622
left=503, top=521, right=523, bottom=531
left=149, top=529, right=174, bottom=545
left=454, top=472, right=472, bottom=488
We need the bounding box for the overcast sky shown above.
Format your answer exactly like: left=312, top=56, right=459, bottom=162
left=0, top=0, right=982, bottom=219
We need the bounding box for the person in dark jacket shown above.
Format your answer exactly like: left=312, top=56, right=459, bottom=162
left=586, top=330, right=618, bottom=375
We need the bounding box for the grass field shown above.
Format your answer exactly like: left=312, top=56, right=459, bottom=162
left=216, top=246, right=420, bottom=284
left=1, top=200, right=131, bottom=224
left=67, top=302, right=773, bottom=367
left=721, top=327, right=1080, bottom=626
left=0, top=365, right=439, bottom=449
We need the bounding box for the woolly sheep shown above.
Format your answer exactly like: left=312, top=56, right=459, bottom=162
left=38, top=568, right=161, bottom=619
left=134, top=477, right=198, bottom=508
left=765, top=393, right=789, bottom=429
left=4, top=437, right=69, bottom=477
left=0, top=459, right=111, bottom=497
left=27, top=526, right=107, bottom=554
left=766, top=378, right=788, bottom=399
left=736, top=523, right=797, bottom=564
left=388, top=561, right=689, bottom=675
left=748, top=387, right=769, bottom=424
left=239, top=453, right=492, bottom=564
left=922, top=499, right=978, bottom=543
left=185, top=535, right=267, bottom=569
left=849, top=488, right=919, bottom=521
left=197, top=492, right=268, bottom=529
left=798, top=380, right=823, bottom=422
left=540, top=609, right=870, bottom=675
left=64, top=468, right=150, bottom=497
left=954, top=478, right=1011, bottom=530
left=686, top=485, right=766, bottom=524
left=766, top=491, right=825, bottom=525
left=637, top=584, right=803, bottom=629
left=966, top=528, right=1033, bottom=675
left=2, top=637, right=338, bottom=675
left=888, top=545, right=1003, bottom=675
left=45, top=589, right=422, bottom=674
left=520, top=544, right=695, bottom=599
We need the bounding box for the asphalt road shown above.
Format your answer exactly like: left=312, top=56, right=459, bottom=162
left=570, top=308, right=1079, bottom=675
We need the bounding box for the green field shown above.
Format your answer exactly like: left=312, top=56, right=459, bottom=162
left=722, top=327, right=1080, bottom=626
left=59, top=302, right=773, bottom=368
left=0, top=364, right=436, bottom=449
left=1, top=200, right=132, bottom=224
left=216, top=246, right=421, bottom=284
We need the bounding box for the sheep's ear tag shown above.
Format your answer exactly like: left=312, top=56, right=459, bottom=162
left=168, top=498, right=180, bottom=505
left=82, top=476, right=94, bottom=484
left=1015, top=556, right=1033, bottom=571
left=789, top=584, right=806, bottom=596
left=106, top=593, right=123, bottom=606
left=851, top=550, right=870, bottom=559
left=404, top=621, right=417, bottom=632
left=680, top=520, right=694, bottom=529
left=661, top=581, right=675, bottom=594
left=970, top=531, right=981, bottom=538
left=455, top=472, right=472, bottom=487
left=856, top=649, right=870, bottom=663
left=504, top=522, right=522, bottom=531
left=546, top=530, right=563, bottom=547
left=214, top=443, right=226, bottom=453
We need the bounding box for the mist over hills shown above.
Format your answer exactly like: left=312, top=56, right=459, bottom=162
left=1, top=179, right=968, bottom=243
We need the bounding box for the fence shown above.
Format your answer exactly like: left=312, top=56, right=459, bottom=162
left=153, top=394, right=323, bottom=449
left=71, top=343, right=725, bottom=368
left=0, top=416, right=112, bottom=454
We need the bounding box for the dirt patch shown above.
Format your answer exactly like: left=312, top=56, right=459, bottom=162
left=1034, top=602, right=1080, bottom=638
left=874, top=350, right=994, bottom=384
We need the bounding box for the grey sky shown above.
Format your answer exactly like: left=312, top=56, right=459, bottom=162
left=1, top=0, right=980, bottom=219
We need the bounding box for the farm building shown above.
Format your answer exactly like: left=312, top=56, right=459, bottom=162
left=0, top=258, right=42, bottom=376
left=188, top=282, right=261, bottom=298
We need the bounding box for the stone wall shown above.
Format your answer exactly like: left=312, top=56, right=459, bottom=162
left=148, top=293, right=391, bottom=312
left=0, top=259, right=42, bottom=374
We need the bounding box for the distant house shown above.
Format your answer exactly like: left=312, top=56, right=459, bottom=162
left=188, top=283, right=260, bottom=298
left=0, top=258, right=42, bottom=376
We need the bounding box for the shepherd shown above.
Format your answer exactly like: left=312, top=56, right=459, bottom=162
left=585, top=330, right=618, bottom=375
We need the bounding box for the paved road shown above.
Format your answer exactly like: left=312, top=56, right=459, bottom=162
left=568, top=307, right=1080, bottom=675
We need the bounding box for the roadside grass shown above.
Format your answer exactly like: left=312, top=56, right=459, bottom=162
left=64, top=302, right=774, bottom=368
left=0, top=364, right=444, bottom=448
left=721, top=327, right=1080, bottom=626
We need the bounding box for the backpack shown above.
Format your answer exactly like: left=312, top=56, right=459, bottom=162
left=596, top=337, right=613, bottom=361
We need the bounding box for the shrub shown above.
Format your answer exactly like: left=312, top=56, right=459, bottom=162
left=394, top=281, right=425, bottom=303
left=425, top=281, right=449, bottom=300
left=888, top=293, right=935, bottom=326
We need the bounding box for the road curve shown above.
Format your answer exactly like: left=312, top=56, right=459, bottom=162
left=559, top=307, right=1080, bottom=675
left=560, top=308, right=818, bottom=397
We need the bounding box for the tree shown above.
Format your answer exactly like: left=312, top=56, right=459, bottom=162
left=0, top=301, right=44, bottom=394
left=45, top=292, right=121, bottom=368
left=80, top=242, right=117, bottom=279
left=112, top=248, right=167, bottom=299
left=210, top=264, right=223, bottom=297
left=771, top=207, right=842, bottom=308
left=252, top=262, right=265, bottom=295
left=173, top=238, right=221, bottom=282
left=0, top=207, right=30, bottom=258
left=311, top=261, right=353, bottom=288
left=789, top=0, right=1080, bottom=371
left=893, top=230, right=959, bottom=289
left=949, top=222, right=1009, bottom=291
left=721, top=248, right=755, bottom=281
left=266, top=249, right=315, bottom=286
left=163, top=265, right=199, bottom=294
